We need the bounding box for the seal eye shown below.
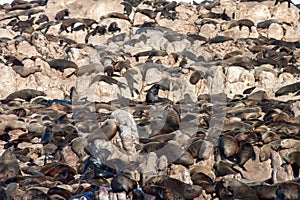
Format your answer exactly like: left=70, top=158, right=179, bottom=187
left=59, top=171, right=68, bottom=178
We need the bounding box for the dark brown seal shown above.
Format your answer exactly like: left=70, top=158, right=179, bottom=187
left=47, top=59, right=78, bottom=73
left=1, top=89, right=46, bottom=103
left=219, top=135, right=239, bottom=159
left=275, top=81, right=300, bottom=97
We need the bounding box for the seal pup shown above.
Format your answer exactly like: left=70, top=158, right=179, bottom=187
left=280, top=139, right=300, bottom=150
left=121, top=1, right=133, bottom=16
left=145, top=84, right=171, bottom=103
left=66, top=63, right=104, bottom=78
left=205, top=35, right=234, bottom=45
left=100, top=12, right=131, bottom=22
left=107, top=22, right=121, bottom=33
left=6, top=2, right=39, bottom=12
left=251, top=184, right=277, bottom=200
left=4, top=55, right=22, bottom=66
left=0, top=8, right=44, bottom=21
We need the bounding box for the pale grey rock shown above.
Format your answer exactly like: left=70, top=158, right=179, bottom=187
left=291, top=101, right=300, bottom=117
left=157, top=155, right=168, bottom=175
left=169, top=164, right=193, bottom=184
left=158, top=19, right=199, bottom=34
left=111, top=109, right=139, bottom=153
left=268, top=23, right=284, bottom=40
left=273, top=3, right=299, bottom=26
left=237, top=3, right=271, bottom=24
left=46, top=0, right=123, bottom=20
left=0, top=64, right=17, bottom=99
left=175, top=3, right=198, bottom=22
left=226, top=66, right=246, bottom=83
left=0, top=28, right=14, bottom=39
left=271, top=151, right=291, bottom=183
left=168, top=78, right=198, bottom=103
left=133, top=12, right=154, bottom=26
left=241, top=158, right=272, bottom=181
left=206, top=66, right=226, bottom=94
left=238, top=147, right=272, bottom=181
left=147, top=31, right=168, bottom=50
left=283, top=25, right=300, bottom=42
left=138, top=152, right=158, bottom=185
left=255, top=67, right=278, bottom=93
left=199, top=24, right=217, bottom=39
left=30, top=31, right=49, bottom=56
left=144, top=68, right=164, bottom=85
left=17, top=41, right=41, bottom=59
left=167, top=39, right=191, bottom=54
left=232, top=26, right=250, bottom=39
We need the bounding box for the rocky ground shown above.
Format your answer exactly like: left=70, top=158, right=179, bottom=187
left=0, top=0, right=299, bottom=199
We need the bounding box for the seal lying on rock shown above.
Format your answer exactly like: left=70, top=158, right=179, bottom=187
left=275, top=81, right=300, bottom=97
left=47, top=59, right=78, bottom=73
left=0, top=89, right=46, bottom=103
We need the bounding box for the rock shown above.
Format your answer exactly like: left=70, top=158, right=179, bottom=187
left=144, top=68, right=163, bottom=85
left=199, top=24, right=217, bottom=39
left=238, top=3, right=271, bottom=24
left=133, top=12, right=154, bottom=26
left=0, top=64, right=17, bottom=99
left=169, top=164, right=192, bottom=184
left=283, top=25, right=300, bottom=42
left=175, top=3, right=198, bottom=22
left=111, top=109, right=139, bottom=153
left=271, top=151, right=292, bottom=183
left=0, top=28, right=14, bottom=39
left=61, top=146, right=79, bottom=167
left=241, top=158, right=272, bottom=181
left=17, top=41, right=41, bottom=59
left=273, top=3, right=299, bottom=26
left=268, top=23, right=283, bottom=40
left=158, top=19, right=199, bottom=34
left=90, top=0, right=123, bottom=19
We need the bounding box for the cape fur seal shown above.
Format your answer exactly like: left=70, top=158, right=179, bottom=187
left=0, top=89, right=46, bottom=103
left=47, top=59, right=78, bottom=73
